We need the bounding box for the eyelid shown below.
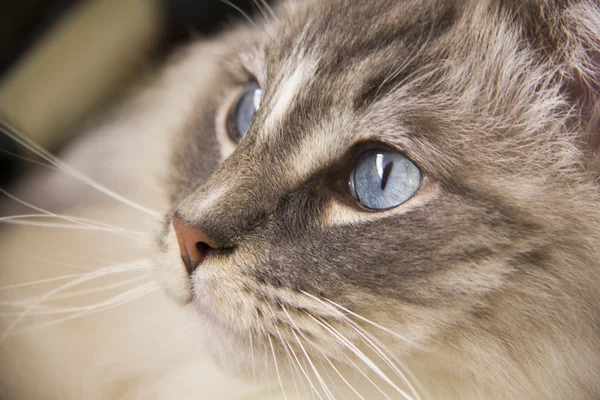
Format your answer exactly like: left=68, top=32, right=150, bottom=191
left=216, top=87, right=245, bottom=156
left=234, top=50, right=266, bottom=88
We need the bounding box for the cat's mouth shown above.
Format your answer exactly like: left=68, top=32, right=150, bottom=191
left=189, top=270, right=229, bottom=328
left=192, top=292, right=230, bottom=333
left=187, top=267, right=251, bottom=342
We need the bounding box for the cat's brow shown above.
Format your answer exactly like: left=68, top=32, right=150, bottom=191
left=285, top=121, right=348, bottom=185
left=264, top=58, right=316, bottom=134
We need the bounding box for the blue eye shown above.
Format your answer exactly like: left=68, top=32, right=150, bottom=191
left=349, top=149, right=421, bottom=210
left=228, top=81, right=262, bottom=142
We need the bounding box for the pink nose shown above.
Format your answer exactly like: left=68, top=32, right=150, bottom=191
left=172, top=217, right=218, bottom=276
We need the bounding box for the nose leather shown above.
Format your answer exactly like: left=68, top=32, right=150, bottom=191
left=172, top=217, right=218, bottom=276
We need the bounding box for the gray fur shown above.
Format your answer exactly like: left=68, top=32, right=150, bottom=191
left=156, top=0, right=600, bottom=398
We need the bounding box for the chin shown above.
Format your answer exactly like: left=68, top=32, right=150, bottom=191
left=182, top=303, right=263, bottom=380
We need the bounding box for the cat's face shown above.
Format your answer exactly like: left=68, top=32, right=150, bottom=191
left=154, top=0, right=600, bottom=394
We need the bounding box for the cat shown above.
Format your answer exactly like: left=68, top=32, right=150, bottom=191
left=1, top=0, right=600, bottom=399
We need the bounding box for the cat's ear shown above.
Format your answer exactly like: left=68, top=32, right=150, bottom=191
left=557, top=3, right=600, bottom=155
left=531, top=1, right=599, bottom=156
left=566, top=49, right=600, bottom=155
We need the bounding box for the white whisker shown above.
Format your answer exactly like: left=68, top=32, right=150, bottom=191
left=0, top=188, right=105, bottom=231
left=34, top=251, right=125, bottom=268
left=1, top=219, right=146, bottom=239
left=0, top=214, right=146, bottom=238
left=323, top=356, right=366, bottom=400
left=282, top=339, right=322, bottom=400
left=253, top=0, right=277, bottom=20
left=0, top=148, right=59, bottom=171
left=0, top=189, right=149, bottom=243
left=0, top=121, right=161, bottom=219
left=1, top=277, right=154, bottom=316
left=1, top=276, right=151, bottom=312
left=344, top=354, right=393, bottom=400
left=270, top=303, right=323, bottom=400
left=268, top=333, right=288, bottom=400
left=281, top=305, right=336, bottom=400
left=303, top=357, right=318, bottom=400
left=278, top=333, right=303, bottom=400
left=262, top=0, right=277, bottom=19
left=251, top=0, right=268, bottom=20
left=219, top=0, right=258, bottom=27
left=0, top=260, right=154, bottom=341
left=7, top=282, right=157, bottom=336
left=318, top=360, right=344, bottom=399
left=266, top=302, right=303, bottom=400
left=302, top=292, right=418, bottom=348
left=307, top=315, right=415, bottom=400
left=0, top=273, right=103, bottom=291
left=344, top=318, right=425, bottom=400
left=264, top=343, right=273, bottom=400
left=9, top=250, right=121, bottom=273
left=249, top=325, right=257, bottom=389
left=2, top=220, right=101, bottom=230
left=1, top=265, right=151, bottom=304
left=301, top=291, right=424, bottom=399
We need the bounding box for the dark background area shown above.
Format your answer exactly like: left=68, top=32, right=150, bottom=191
left=0, top=0, right=266, bottom=186
left=0, top=0, right=260, bottom=77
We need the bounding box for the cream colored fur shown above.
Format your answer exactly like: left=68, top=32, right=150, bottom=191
left=0, top=40, right=276, bottom=400
left=1, top=0, right=600, bottom=399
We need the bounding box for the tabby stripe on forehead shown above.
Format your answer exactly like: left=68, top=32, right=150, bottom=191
left=314, top=7, right=456, bottom=110
left=264, top=59, right=316, bottom=133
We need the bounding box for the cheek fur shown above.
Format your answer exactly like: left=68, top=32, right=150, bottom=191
left=152, top=0, right=600, bottom=397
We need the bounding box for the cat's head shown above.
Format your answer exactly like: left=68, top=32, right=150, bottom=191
left=154, top=0, right=600, bottom=396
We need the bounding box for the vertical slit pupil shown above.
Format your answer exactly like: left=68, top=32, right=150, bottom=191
left=381, top=161, right=394, bottom=190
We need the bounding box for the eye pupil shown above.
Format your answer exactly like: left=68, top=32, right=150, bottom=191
left=228, top=81, right=261, bottom=142
left=380, top=161, right=394, bottom=190
left=350, top=149, right=421, bottom=210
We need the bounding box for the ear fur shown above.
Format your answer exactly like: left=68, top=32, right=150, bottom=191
left=559, top=2, right=600, bottom=155
left=506, top=0, right=600, bottom=155
left=569, top=49, right=600, bottom=155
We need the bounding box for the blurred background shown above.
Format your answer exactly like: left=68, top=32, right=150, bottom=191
left=0, top=0, right=268, bottom=187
